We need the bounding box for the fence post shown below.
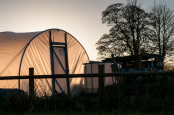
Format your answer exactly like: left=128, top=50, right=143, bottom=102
left=98, top=65, right=104, bottom=94
left=29, top=68, right=34, bottom=96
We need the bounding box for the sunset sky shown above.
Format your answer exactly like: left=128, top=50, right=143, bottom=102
left=0, top=0, right=174, bottom=61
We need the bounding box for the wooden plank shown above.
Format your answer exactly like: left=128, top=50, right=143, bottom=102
left=52, top=42, right=66, bottom=46
left=0, top=71, right=174, bottom=80
left=65, top=32, right=70, bottom=95
left=49, top=30, right=55, bottom=95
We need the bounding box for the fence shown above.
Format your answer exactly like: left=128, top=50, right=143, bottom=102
left=1, top=68, right=174, bottom=113
left=0, top=68, right=174, bottom=96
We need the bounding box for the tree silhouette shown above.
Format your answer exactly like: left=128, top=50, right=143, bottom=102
left=96, top=0, right=154, bottom=59
left=150, top=1, right=174, bottom=59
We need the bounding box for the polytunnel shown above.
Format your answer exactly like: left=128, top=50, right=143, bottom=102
left=0, top=29, right=89, bottom=96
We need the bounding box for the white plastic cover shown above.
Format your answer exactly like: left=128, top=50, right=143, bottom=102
left=0, top=29, right=89, bottom=96
left=84, top=62, right=114, bottom=93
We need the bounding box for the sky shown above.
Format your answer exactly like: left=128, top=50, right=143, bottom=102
left=0, top=0, right=174, bottom=61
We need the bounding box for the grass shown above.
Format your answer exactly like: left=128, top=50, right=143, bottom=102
left=0, top=75, right=174, bottom=114
left=2, top=111, right=174, bottom=115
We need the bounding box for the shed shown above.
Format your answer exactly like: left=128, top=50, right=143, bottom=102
left=84, top=54, right=164, bottom=93
left=84, top=61, right=116, bottom=93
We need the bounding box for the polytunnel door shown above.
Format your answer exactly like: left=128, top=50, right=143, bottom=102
left=53, top=46, right=67, bottom=93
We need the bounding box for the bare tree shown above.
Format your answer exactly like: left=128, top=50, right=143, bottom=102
left=151, top=1, right=174, bottom=59
left=96, top=0, right=154, bottom=59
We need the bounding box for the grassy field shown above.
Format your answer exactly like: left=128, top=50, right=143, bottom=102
left=0, top=76, right=174, bottom=114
